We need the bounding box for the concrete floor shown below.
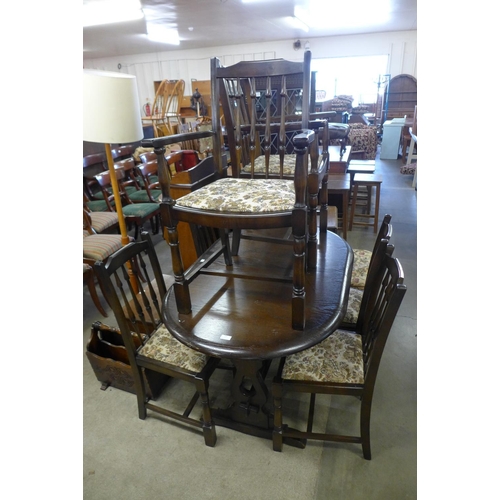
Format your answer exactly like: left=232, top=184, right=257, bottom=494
left=83, top=154, right=417, bottom=499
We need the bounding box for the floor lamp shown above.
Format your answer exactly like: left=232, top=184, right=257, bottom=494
left=83, top=69, right=144, bottom=248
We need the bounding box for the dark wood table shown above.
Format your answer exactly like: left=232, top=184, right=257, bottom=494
left=161, top=229, right=353, bottom=442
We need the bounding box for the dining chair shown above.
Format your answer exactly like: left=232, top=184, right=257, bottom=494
left=83, top=152, right=111, bottom=211
left=271, top=251, right=407, bottom=459
left=341, top=237, right=394, bottom=329
left=350, top=214, right=392, bottom=289
left=83, top=209, right=133, bottom=268
left=84, top=191, right=113, bottom=213
left=111, top=144, right=137, bottom=162
left=133, top=160, right=163, bottom=202
left=93, top=168, right=161, bottom=239
left=143, top=50, right=330, bottom=331
left=113, top=157, right=145, bottom=197
left=94, top=232, right=220, bottom=447
left=83, top=210, right=133, bottom=314
left=83, top=208, right=119, bottom=235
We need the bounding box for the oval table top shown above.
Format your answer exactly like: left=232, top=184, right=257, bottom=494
left=161, top=229, right=353, bottom=360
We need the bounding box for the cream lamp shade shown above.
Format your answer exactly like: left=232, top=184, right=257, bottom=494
left=83, top=69, right=143, bottom=144
left=83, top=69, right=144, bottom=257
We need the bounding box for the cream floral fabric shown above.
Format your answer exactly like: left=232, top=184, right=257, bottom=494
left=175, top=177, right=296, bottom=213
left=138, top=325, right=208, bottom=373
left=241, top=154, right=298, bottom=175
left=282, top=329, right=364, bottom=384
left=351, top=248, right=372, bottom=289
left=400, top=162, right=416, bottom=175
left=342, top=287, right=364, bottom=325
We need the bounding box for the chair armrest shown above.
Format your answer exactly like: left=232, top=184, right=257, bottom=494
left=142, top=130, right=216, bottom=149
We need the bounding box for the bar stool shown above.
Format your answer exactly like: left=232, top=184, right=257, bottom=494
left=349, top=173, right=383, bottom=233
left=347, top=160, right=376, bottom=214
left=347, top=159, right=376, bottom=183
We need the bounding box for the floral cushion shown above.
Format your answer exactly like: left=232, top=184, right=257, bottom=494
left=282, top=329, right=364, bottom=384
left=400, top=162, right=416, bottom=175
left=175, top=177, right=296, bottom=213
left=138, top=325, right=208, bottom=373
left=351, top=248, right=372, bottom=289
left=342, top=287, right=364, bottom=325
left=241, top=154, right=298, bottom=175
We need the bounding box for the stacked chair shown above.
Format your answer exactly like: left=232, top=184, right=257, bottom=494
left=142, top=49, right=331, bottom=330
left=93, top=166, right=161, bottom=240
left=83, top=209, right=133, bottom=317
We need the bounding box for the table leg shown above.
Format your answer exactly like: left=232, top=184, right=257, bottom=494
left=342, top=190, right=348, bottom=240
left=212, top=359, right=306, bottom=448
left=213, top=359, right=272, bottom=438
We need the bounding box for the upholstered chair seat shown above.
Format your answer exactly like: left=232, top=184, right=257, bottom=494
left=83, top=233, right=133, bottom=262
left=121, top=202, right=160, bottom=218
left=280, top=329, right=364, bottom=384
left=138, top=325, right=208, bottom=373
left=240, top=155, right=298, bottom=176
left=127, top=188, right=162, bottom=203
left=175, top=177, right=296, bottom=213
left=87, top=211, right=119, bottom=233
left=86, top=199, right=111, bottom=212
left=350, top=248, right=373, bottom=289
left=342, top=287, right=364, bottom=325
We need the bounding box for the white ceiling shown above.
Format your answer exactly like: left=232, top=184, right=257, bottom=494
left=83, top=0, right=417, bottom=61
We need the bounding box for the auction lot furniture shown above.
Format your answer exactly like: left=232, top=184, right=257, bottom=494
left=161, top=229, right=353, bottom=442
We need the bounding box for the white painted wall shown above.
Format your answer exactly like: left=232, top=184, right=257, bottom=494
left=83, top=30, right=417, bottom=114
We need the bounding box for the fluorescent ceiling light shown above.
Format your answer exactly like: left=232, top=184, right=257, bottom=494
left=287, top=16, right=309, bottom=33
left=294, top=6, right=311, bottom=28
left=147, top=24, right=180, bottom=45
left=83, top=0, right=144, bottom=28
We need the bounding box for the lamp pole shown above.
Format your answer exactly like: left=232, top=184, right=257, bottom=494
left=104, top=143, right=129, bottom=247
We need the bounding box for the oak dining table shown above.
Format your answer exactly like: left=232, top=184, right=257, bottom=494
left=161, top=228, right=353, bottom=443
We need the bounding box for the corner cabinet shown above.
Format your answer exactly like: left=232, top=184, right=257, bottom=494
left=383, top=74, right=417, bottom=121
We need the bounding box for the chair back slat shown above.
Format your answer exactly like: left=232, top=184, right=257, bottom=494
left=361, top=256, right=406, bottom=390
left=95, top=234, right=167, bottom=343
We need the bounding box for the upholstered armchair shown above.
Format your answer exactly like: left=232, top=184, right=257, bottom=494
left=329, top=123, right=378, bottom=160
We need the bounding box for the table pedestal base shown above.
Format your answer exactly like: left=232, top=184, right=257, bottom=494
left=211, top=359, right=306, bottom=448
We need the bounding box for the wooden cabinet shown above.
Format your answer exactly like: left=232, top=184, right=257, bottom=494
left=383, top=74, right=417, bottom=121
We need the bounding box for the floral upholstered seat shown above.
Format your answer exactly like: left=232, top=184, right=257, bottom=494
left=400, top=162, right=416, bottom=175
left=281, top=329, right=364, bottom=384
left=342, top=287, right=364, bottom=325
left=175, top=177, right=296, bottom=213
left=138, top=325, right=208, bottom=373
left=350, top=248, right=372, bottom=289
left=240, top=155, right=298, bottom=176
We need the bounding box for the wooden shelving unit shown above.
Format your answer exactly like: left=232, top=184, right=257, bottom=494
left=383, top=74, right=417, bottom=121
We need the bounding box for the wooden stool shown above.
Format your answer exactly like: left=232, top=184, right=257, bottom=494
left=347, top=160, right=376, bottom=183
left=349, top=173, right=383, bottom=233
